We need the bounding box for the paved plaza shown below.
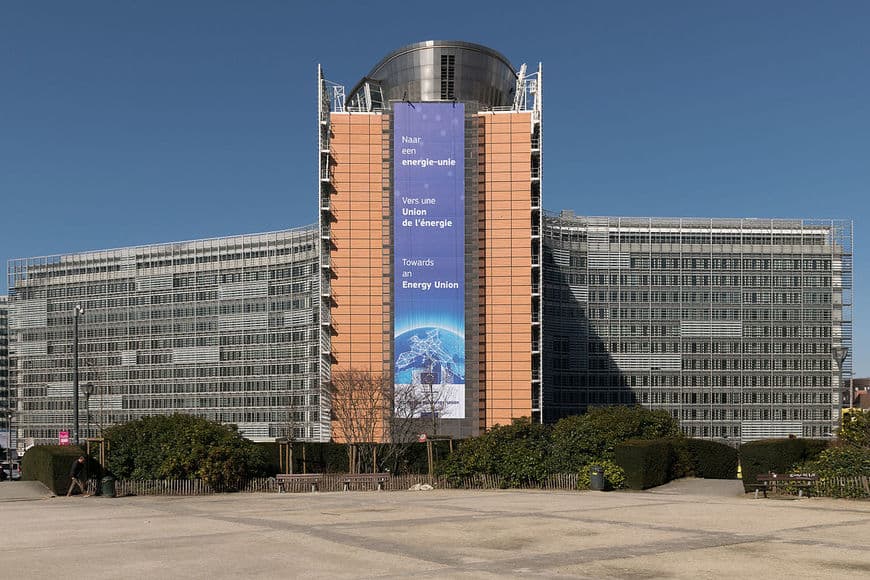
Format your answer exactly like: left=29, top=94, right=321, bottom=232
left=2, top=479, right=870, bottom=578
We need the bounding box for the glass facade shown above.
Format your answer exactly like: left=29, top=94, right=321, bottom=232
left=7, top=229, right=326, bottom=446
left=0, top=296, right=10, bottom=446
left=542, top=214, right=853, bottom=441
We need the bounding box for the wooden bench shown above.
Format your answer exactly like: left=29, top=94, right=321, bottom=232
left=276, top=473, right=322, bottom=493
left=755, top=473, right=819, bottom=498
left=343, top=473, right=390, bottom=492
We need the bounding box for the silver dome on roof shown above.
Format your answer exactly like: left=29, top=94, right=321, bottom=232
left=347, top=40, right=517, bottom=109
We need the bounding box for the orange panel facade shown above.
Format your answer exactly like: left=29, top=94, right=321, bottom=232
left=327, top=107, right=537, bottom=440
left=478, top=111, right=534, bottom=430
left=329, top=113, right=390, bottom=442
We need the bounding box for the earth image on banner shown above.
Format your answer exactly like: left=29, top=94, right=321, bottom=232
left=394, top=327, right=465, bottom=385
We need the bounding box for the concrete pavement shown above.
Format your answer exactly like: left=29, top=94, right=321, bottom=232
left=2, top=480, right=870, bottom=578
left=0, top=480, right=53, bottom=502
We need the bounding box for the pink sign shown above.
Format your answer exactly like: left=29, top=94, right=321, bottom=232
left=59, top=431, right=70, bottom=446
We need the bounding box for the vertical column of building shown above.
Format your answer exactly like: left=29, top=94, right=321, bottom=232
left=479, top=111, right=534, bottom=429
left=328, top=111, right=389, bottom=441
left=0, top=296, right=9, bottom=451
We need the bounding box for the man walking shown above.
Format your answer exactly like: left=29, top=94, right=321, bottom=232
left=67, top=455, right=89, bottom=497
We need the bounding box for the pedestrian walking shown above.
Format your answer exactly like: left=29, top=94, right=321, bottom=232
left=67, top=456, right=89, bottom=497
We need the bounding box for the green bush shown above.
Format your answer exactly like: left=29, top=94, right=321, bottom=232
left=796, top=446, right=870, bottom=478
left=837, top=410, right=870, bottom=449
left=614, top=439, right=676, bottom=490
left=437, top=418, right=551, bottom=487
left=793, top=447, right=870, bottom=498
left=684, top=439, right=738, bottom=479
left=254, top=440, right=455, bottom=476
left=576, top=459, right=626, bottom=490
left=739, top=438, right=829, bottom=492
left=103, top=414, right=268, bottom=491
left=548, top=406, right=682, bottom=473
left=21, top=445, right=100, bottom=495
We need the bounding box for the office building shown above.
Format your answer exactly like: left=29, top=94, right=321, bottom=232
left=542, top=213, right=853, bottom=441
left=7, top=229, right=325, bottom=446
left=0, top=296, right=10, bottom=449
left=319, top=40, right=542, bottom=439
left=6, top=40, right=856, bottom=446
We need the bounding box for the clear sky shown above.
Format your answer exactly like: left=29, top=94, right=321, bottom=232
left=1, top=1, right=867, bottom=373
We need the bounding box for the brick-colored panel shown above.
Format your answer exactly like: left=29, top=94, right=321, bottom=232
left=478, top=112, right=535, bottom=429
left=328, top=114, right=391, bottom=443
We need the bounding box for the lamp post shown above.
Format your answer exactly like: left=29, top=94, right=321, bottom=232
left=81, top=382, right=94, bottom=440
left=832, top=346, right=849, bottom=409
left=73, top=304, right=84, bottom=446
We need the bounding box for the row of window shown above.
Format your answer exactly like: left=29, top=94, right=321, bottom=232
left=548, top=373, right=833, bottom=388
left=19, top=363, right=318, bottom=383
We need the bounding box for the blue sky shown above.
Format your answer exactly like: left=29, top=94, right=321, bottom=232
left=1, top=1, right=867, bottom=373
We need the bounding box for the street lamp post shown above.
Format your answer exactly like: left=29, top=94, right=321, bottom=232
left=82, top=383, right=94, bottom=440
left=832, top=346, right=849, bottom=409
left=73, top=304, right=85, bottom=446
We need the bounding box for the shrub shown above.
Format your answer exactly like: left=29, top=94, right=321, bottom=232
left=684, top=439, right=738, bottom=479
left=739, top=438, right=829, bottom=492
left=437, top=418, right=551, bottom=487
left=794, top=447, right=870, bottom=498
left=103, top=414, right=268, bottom=491
left=21, top=445, right=100, bottom=495
left=548, top=406, right=682, bottom=473
left=576, top=459, right=626, bottom=490
left=614, top=439, right=677, bottom=490
left=796, top=446, right=870, bottom=478
left=837, top=410, right=870, bottom=449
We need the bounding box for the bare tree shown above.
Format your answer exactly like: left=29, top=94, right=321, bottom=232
left=392, top=380, right=450, bottom=440
left=329, top=369, right=390, bottom=473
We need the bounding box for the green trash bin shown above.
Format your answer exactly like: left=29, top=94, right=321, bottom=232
left=100, top=476, right=116, bottom=498
left=590, top=466, right=606, bottom=491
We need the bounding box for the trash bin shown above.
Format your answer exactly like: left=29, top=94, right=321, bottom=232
left=100, top=476, right=116, bottom=498
left=590, top=465, right=606, bottom=491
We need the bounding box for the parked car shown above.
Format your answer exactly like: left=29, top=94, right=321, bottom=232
left=1, top=461, right=21, bottom=481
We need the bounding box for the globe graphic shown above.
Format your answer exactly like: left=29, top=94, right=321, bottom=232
left=394, top=327, right=465, bottom=384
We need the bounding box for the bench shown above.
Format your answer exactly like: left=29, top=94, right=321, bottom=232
left=276, top=473, right=322, bottom=493
left=755, top=473, right=819, bottom=498
left=343, top=473, right=390, bottom=492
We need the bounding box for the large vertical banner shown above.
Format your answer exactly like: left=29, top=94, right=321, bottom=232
left=393, top=102, right=465, bottom=419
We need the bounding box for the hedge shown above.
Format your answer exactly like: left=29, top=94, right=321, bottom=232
left=684, top=439, right=738, bottom=479
left=21, top=446, right=101, bottom=495
left=255, top=441, right=454, bottom=475
left=739, top=438, right=829, bottom=492
left=614, top=439, right=676, bottom=490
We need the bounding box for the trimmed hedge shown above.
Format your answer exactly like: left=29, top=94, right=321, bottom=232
left=739, top=438, right=829, bottom=492
left=684, top=439, right=738, bottom=479
left=614, top=439, right=676, bottom=490
left=21, top=445, right=101, bottom=495
left=548, top=406, right=682, bottom=473
left=255, top=441, right=454, bottom=475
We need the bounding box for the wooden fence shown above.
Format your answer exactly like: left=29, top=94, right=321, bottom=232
left=83, top=473, right=582, bottom=496
left=812, top=476, right=870, bottom=498
left=86, top=473, right=870, bottom=499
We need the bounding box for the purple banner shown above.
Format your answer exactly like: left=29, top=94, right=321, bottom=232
left=393, top=102, right=465, bottom=419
